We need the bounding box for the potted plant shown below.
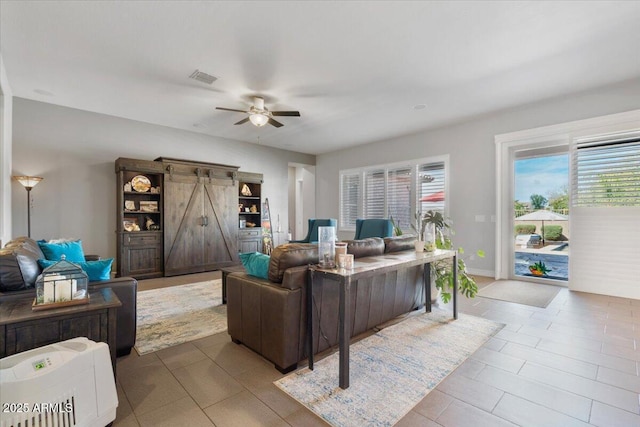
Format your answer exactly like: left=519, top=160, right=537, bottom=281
left=409, top=211, right=437, bottom=252
left=529, top=261, right=551, bottom=277
left=422, top=210, right=484, bottom=304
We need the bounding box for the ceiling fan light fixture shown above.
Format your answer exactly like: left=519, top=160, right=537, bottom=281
left=249, top=113, right=269, bottom=127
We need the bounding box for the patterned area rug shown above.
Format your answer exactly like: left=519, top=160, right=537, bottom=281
left=135, top=280, right=227, bottom=355
left=275, top=310, right=503, bottom=427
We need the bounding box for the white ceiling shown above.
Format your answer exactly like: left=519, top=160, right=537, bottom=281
left=2, top=1, right=640, bottom=155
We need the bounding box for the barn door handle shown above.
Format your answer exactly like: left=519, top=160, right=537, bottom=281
left=202, top=215, right=209, bottom=226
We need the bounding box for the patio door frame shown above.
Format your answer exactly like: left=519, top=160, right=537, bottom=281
left=496, top=136, right=569, bottom=284
left=495, top=109, right=640, bottom=282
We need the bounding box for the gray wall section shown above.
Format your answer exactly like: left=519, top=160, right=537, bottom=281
left=11, top=79, right=640, bottom=276
left=11, top=98, right=315, bottom=263
left=316, top=79, right=640, bottom=276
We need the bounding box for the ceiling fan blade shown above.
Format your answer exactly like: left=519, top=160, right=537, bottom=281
left=234, top=117, right=250, bottom=125
left=268, top=118, right=284, bottom=128
left=271, top=111, right=301, bottom=117
left=216, top=107, right=248, bottom=113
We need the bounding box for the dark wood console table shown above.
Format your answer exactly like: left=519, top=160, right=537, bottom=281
left=308, top=249, right=457, bottom=389
left=0, top=288, right=121, bottom=373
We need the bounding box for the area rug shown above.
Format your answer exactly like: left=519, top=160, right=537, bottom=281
left=275, top=310, right=503, bottom=427
left=478, top=279, right=562, bottom=308
left=135, top=280, right=227, bottom=355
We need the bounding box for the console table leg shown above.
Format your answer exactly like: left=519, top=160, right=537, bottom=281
left=453, top=252, right=458, bottom=320
left=424, top=263, right=432, bottom=313
left=339, top=276, right=351, bottom=389
left=307, top=269, right=314, bottom=370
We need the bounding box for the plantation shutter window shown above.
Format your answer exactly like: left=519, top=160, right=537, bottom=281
left=569, top=130, right=640, bottom=299
left=364, top=169, right=385, bottom=218
left=340, top=172, right=361, bottom=229
left=386, top=167, right=412, bottom=231
left=572, top=133, right=640, bottom=207
left=338, top=156, right=448, bottom=232
left=417, top=163, right=446, bottom=216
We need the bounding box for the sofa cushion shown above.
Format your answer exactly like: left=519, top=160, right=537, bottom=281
left=37, top=239, right=85, bottom=262
left=38, top=258, right=114, bottom=281
left=0, top=246, right=41, bottom=291
left=384, top=235, right=418, bottom=253
left=268, top=243, right=318, bottom=284
left=239, top=252, right=270, bottom=279
left=343, top=237, right=385, bottom=258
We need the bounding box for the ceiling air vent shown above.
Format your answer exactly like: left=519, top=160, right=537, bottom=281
left=189, top=69, right=217, bottom=85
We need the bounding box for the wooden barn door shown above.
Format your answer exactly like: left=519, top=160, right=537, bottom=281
left=164, top=174, right=238, bottom=276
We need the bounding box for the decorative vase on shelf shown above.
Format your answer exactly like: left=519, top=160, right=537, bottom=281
left=414, top=240, right=425, bottom=252
left=318, top=226, right=336, bottom=268
left=423, top=223, right=436, bottom=252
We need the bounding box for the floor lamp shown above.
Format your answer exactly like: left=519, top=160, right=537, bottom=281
left=13, top=175, right=43, bottom=238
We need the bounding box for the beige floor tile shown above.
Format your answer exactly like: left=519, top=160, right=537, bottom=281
left=250, top=383, right=303, bottom=419
left=114, top=383, right=140, bottom=427
left=590, top=401, right=640, bottom=427
left=519, top=362, right=640, bottom=414
left=494, top=328, right=541, bottom=347
left=200, top=340, right=272, bottom=377
left=116, top=351, right=162, bottom=377
left=203, top=390, right=288, bottom=426
left=136, top=396, right=214, bottom=427
left=501, top=342, right=598, bottom=379
left=411, top=389, right=453, bottom=421
left=493, top=393, right=592, bottom=427
left=469, top=347, right=525, bottom=373
left=596, top=365, right=640, bottom=393
left=118, top=359, right=189, bottom=416
left=436, top=373, right=504, bottom=412
left=449, top=358, right=486, bottom=380
left=395, top=410, right=442, bottom=427
left=192, top=330, right=232, bottom=349
left=475, top=365, right=592, bottom=421
left=284, top=407, right=331, bottom=426
left=112, top=275, right=640, bottom=426
left=536, top=339, right=637, bottom=374
left=172, top=358, right=244, bottom=408
left=435, top=400, right=516, bottom=427
left=155, top=342, right=208, bottom=371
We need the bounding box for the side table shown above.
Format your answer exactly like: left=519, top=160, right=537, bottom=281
left=0, top=287, right=121, bottom=374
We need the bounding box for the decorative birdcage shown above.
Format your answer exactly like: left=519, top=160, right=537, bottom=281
left=34, top=255, right=89, bottom=311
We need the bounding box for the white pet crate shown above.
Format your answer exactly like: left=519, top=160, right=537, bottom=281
left=0, top=337, right=118, bottom=427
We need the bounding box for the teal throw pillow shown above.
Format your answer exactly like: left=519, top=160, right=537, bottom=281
left=37, top=240, right=86, bottom=262
left=38, top=258, right=114, bottom=281
left=239, top=252, right=270, bottom=279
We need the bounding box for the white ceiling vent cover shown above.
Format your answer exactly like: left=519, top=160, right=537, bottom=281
left=189, top=69, right=218, bottom=85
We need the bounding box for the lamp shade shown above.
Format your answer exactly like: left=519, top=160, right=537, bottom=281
left=13, top=176, right=43, bottom=189
left=249, top=113, right=269, bottom=127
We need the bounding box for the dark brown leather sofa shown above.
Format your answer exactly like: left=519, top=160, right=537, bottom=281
left=0, top=237, right=137, bottom=356
left=226, top=235, right=421, bottom=373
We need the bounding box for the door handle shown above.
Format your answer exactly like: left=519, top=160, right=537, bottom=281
left=202, top=215, right=209, bottom=227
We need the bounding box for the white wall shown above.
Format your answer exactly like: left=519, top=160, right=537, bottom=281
left=316, top=79, right=640, bottom=276
left=11, top=98, right=315, bottom=261
left=0, top=54, right=13, bottom=246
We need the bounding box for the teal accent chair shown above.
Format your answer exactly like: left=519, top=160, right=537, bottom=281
left=290, top=218, right=337, bottom=243
left=354, top=219, right=394, bottom=240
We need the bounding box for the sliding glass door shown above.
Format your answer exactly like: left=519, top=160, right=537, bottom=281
left=513, top=149, right=569, bottom=283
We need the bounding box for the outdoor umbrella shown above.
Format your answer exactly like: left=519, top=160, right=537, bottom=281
left=515, top=210, right=568, bottom=246
left=420, top=191, right=445, bottom=202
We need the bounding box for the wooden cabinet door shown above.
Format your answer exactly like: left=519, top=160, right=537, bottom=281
left=203, top=181, right=239, bottom=268
left=164, top=175, right=206, bottom=276
left=164, top=175, right=239, bottom=276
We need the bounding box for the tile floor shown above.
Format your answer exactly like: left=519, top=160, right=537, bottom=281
left=114, top=274, right=640, bottom=426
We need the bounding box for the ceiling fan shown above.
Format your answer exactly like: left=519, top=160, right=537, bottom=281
left=216, top=97, right=300, bottom=128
